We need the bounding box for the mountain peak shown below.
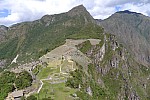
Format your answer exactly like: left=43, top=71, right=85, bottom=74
left=116, top=10, right=142, bottom=15
left=67, top=4, right=94, bottom=23
left=69, top=4, right=86, bottom=12
left=67, top=4, right=91, bottom=17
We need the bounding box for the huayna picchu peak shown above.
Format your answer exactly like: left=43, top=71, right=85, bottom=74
left=0, top=5, right=150, bottom=100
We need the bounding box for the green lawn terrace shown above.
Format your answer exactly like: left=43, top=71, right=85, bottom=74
left=37, top=59, right=77, bottom=79
left=33, top=54, right=79, bottom=100
left=34, top=82, right=77, bottom=100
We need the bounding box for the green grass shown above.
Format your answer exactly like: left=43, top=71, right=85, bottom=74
left=35, top=82, right=77, bottom=100
left=37, top=67, right=59, bottom=79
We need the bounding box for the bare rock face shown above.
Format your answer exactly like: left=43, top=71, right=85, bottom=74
left=0, top=59, right=6, bottom=68
left=86, top=86, right=92, bottom=96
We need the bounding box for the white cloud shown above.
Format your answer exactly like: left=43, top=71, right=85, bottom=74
left=120, top=3, right=150, bottom=16
left=0, top=0, right=150, bottom=26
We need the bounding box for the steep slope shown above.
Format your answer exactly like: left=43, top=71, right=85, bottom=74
left=98, top=10, right=150, bottom=67
left=66, top=33, right=150, bottom=100
left=0, top=5, right=95, bottom=67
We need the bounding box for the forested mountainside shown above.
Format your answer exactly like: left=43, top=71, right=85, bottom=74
left=0, top=5, right=149, bottom=100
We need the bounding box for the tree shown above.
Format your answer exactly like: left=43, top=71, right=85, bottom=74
left=66, top=69, right=82, bottom=88
left=15, top=71, right=32, bottom=90
left=0, top=71, right=16, bottom=99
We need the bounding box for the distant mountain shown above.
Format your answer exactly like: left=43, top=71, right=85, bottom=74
left=117, top=10, right=142, bottom=15
left=98, top=10, right=150, bottom=67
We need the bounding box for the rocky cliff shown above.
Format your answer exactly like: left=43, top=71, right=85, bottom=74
left=67, top=32, right=150, bottom=100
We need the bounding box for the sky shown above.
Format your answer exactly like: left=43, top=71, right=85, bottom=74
left=0, top=0, right=150, bottom=26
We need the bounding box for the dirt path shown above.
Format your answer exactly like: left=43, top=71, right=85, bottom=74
left=37, top=80, right=43, bottom=93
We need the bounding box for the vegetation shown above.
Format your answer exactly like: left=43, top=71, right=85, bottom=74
left=0, top=37, right=19, bottom=59
left=37, top=66, right=59, bottom=79
left=101, top=36, right=114, bottom=66
left=0, top=8, right=105, bottom=79
left=34, top=59, right=78, bottom=100
left=0, top=9, right=93, bottom=64
left=32, top=65, right=42, bottom=75
left=27, top=95, right=37, bottom=100
left=0, top=71, right=32, bottom=99
left=102, top=68, right=123, bottom=99
left=66, top=69, right=82, bottom=88
left=66, top=64, right=109, bottom=100
left=68, top=23, right=104, bottom=39
left=34, top=82, right=76, bottom=100
left=0, top=6, right=149, bottom=100
left=15, top=71, right=33, bottom=90
left=77, top=40, right=92, bottom=54
left=0, top=71, right=16, bottom=99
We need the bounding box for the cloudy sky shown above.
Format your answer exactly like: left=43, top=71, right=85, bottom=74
left=0, top=0, right=150, bottom=26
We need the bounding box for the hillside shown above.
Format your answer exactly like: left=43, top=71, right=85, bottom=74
left=0, top=5, right=96, bottom=68
left=66, top=33, right=150, bottom=100
left=28, top=33, right=149, bottom=100
left=0, top=25, right=8, bottom=42
left=0, top=5, right=150, bottom=100
left=98, top=10, right=150, bottom=67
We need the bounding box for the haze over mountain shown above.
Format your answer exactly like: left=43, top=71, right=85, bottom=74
left=0, top=5, right=150, bottom=100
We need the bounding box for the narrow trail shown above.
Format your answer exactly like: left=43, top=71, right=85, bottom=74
left=37, top=80, right=43, bottom=93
